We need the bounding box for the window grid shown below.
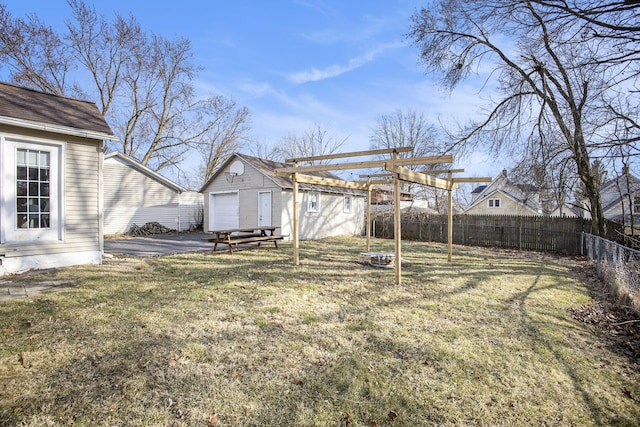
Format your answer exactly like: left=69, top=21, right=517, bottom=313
left=307, top=192, right=320, bottom=212
left=343, top=195, right=352, bottom=213
left=16, top=148, right=51, bottom=229
left=488, top=198, right=501, bottom=208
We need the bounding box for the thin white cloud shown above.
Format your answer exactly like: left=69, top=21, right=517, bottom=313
left=236, top=81, right=274, bottom=99
left=287, top=42, right=403, bottom=84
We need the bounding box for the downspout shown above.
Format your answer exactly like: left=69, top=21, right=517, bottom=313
left=98, top=147, right=104, bottom=255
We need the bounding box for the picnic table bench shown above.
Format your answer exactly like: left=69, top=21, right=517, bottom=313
left=206, top=226, right=284, bottom=254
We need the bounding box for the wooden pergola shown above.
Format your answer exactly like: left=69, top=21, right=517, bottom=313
left=275, top=147, right=490, bottom=284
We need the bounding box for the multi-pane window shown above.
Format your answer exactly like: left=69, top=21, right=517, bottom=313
left=344, top=195, right=352, bottom=213
left=16, top=148, right=50, bottom=229
left=307, top=192, right=320, bottom=212
left=488, top=198, right=501, bottom=208
left=634, top=192, right=640, bottom=214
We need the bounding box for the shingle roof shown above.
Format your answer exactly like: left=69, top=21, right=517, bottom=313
left=0, top=82, right=114, bottom=137
left=471, top=185, right=487, bottom=194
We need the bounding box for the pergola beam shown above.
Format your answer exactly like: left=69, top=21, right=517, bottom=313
left=276, top=155, right=454, bottom=174
left=355, top=179, right=390, bottom=185
left=285, top=146, right=413, bottom=163
left=386, top=165, right=459, bottom=190
left=274, top=170, right=369, bottom=190
left=359, top=173, right=394, bottom=178
left=451, top=177, right=492, bottom=183
left=420, top=168, right=465, bottom=175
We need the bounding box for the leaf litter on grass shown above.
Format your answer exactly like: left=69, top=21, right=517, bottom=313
left=0, top=237, right=638, bottom=426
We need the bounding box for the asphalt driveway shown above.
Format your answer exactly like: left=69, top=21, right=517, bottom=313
left=103, top=232, right=214, bottom=257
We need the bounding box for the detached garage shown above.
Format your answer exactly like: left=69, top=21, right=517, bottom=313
left=201, top=153, right=366, bottom=240
left=103, top=152, right=203, bottom=234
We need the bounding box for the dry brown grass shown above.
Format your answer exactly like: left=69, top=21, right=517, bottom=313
left=1, top=237, right=639, bottom=426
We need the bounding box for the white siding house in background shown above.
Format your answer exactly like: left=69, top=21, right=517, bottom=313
left=0, top=82, right=117, bottom=274
left=103, top=152, right=203, bottom=234
left=200, top=153, right=366, bottom=240
left=464, top=169, right=542, bottom=216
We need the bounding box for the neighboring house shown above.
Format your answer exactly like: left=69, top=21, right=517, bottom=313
left=577, top=170, right=640, bottom=228
left=550, top=202, right=581, bottom=218
left=371, top=184, right=412, bottom=204
left=103, top=152, right=203, bottom=234
left=551, top=170, right=640, bottom=229
left=601, top=171, right=640, bottom=226
left=200, top=153, right=366, bottom=240
left=0, top=82, right=116, bottom=274
left=464, top=169, right=542, bottom=216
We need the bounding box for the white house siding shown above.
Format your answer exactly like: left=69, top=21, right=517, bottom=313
left=202, top=160, right=282, bottom=232
left=281, top=190, right=365, bottom=240
left=179, top=191, right=203, bottom=231
left=465, top=191, right=540, bottom=216
left=0, top=126, right=102, bottom=273
left=103, top=156, right=181, bottom=234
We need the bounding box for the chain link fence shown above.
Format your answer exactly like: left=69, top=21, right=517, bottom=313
left=582, top=233, right=640, bottom=312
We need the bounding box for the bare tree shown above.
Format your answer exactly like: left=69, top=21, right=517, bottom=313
left=407, top=0, right=640, bottom=236
left=248, top=138, right=281, bottom=161
left=65, top=0, right=141, bottom=116
left=370, top=109, right=450, bottom=204
left=197, top=100, right=250, bottom=183
left=0, top=0, right=251, bottom=181
left=0, top=4, right=73, bottom=95
left=370, top=108, right=449, bottom=165
left=272, top=124, right=347, bottom=165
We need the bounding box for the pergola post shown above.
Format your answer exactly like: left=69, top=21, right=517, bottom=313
left=366, top=179, right=372, bottom=252
left=447, top=171, right=453, bottom=262
left=292, top=162, right=300, bottom=265
left=393, top=151, right=402, bottom=285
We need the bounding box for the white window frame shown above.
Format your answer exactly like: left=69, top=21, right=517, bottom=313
left=633, top=192, right=640, bottom=214
left=1, top=135, right=64, bottom=243
left=343, top=195, right=353, bottom=213
left=307, top=191, right=320, bottom=213
left=488, top=198, right=501, bottom=208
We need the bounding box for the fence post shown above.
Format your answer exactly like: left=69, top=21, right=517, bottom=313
left=518, top=221, right=522, bottom=251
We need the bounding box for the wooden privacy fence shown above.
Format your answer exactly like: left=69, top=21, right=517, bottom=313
left=371, top=213, right=610, bottom=255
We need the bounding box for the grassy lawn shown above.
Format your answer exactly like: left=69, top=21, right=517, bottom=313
left=1, top=237, right=638, bottom=426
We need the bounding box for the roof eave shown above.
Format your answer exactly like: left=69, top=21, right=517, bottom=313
left=0, top=115, right=118, bottom=142
left=105, top=151, right=186, bottom=193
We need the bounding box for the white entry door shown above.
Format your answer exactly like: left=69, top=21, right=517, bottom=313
left=209, top=192, right=239, bottom=231
left=258, top=191, right=272, bottom=227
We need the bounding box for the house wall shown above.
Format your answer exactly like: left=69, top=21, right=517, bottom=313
left=466, top=192, right=540, bottom=216
left=0, top=125, right=102, bottom=273
left=103, top=156, right=181, bottom=234
left=202, top=160, right=283, bottom=232
left=280, top=190, right=365, bottom=240
left=179, top=191, right=204, bottom=231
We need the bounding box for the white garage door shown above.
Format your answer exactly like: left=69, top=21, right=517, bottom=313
left=209, top=192, right=239, bottom=231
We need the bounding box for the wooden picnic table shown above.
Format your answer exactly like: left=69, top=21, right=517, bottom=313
left=206, top=226, right=284, bottom=254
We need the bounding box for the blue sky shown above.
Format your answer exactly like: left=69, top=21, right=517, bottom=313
left=5, top=0, right=505, bottom=178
